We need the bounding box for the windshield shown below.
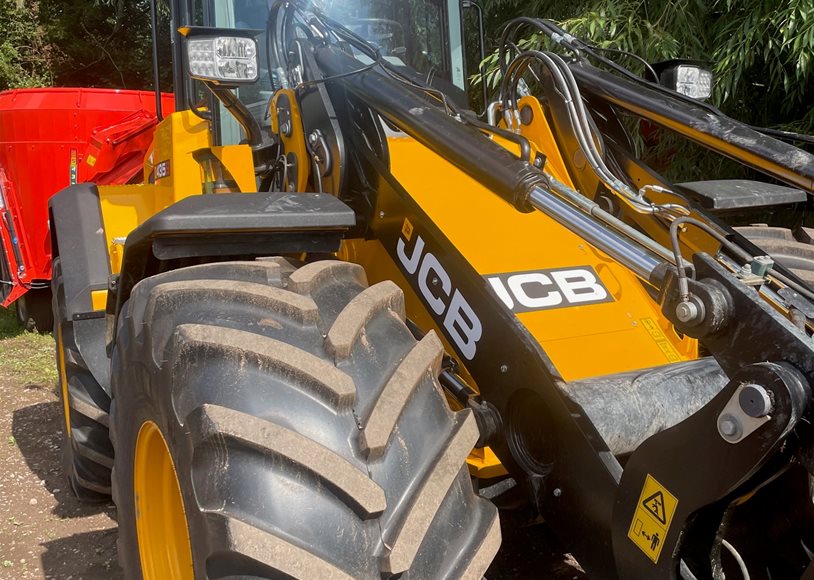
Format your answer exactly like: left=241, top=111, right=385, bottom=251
left=322, top=0, right=465, bottom=91
left=210, top=0, right=274, bottom=144
left=207, top=0, right=466, bottom=144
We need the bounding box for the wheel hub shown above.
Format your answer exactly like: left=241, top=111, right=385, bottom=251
left=134, top=420, right=194, bottom=579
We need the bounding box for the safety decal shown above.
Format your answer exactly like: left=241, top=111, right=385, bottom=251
left=155, top=160, right=171, bottom=180
left=485, top=266, right=613, bottom=313
left=640, top=318, right=682, bottom=363
left=70, top=149, right=78, bottom=185
left=627, top=474, right=678, bottom=563
left=401, top=218, right=414, bottom=241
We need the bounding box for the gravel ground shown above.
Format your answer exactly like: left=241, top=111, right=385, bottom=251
left=0, top=308, right=585, bottom=579
left=0, top=308, right=121, bottom=580
left=0, top=370, right=121, bottom=579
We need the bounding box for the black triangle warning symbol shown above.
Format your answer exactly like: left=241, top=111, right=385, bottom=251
left=642, top=490, right=667, bottom=525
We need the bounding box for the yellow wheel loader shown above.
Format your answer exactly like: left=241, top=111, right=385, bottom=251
left=49, top=0, right=814, bottom=578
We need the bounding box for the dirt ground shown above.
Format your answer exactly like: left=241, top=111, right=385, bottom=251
left=0, top=307, right=584, bottom=580
left=0, top=309, right=121, bottom=580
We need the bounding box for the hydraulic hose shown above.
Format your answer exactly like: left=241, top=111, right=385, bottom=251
left=313, top=45, right=671, bottom=286
left=500, top=50, right=682, bottom=218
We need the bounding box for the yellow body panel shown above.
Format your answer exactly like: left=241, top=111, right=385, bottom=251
left=383, top=136, right=696, bottom=382
left=91, top=290, right=108, bottom=311
left=97, top=110, right=257, bottom=276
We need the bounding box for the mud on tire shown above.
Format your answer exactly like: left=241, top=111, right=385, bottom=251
left=110, top=259, right=500, bottom=578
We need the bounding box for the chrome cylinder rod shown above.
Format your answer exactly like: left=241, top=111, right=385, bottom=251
left=528, top=184, right=665, bottom=284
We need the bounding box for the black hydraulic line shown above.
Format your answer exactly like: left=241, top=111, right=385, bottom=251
left=751, top=126, right=814, bottom=146
left=464, top=112, right=532, bottom=162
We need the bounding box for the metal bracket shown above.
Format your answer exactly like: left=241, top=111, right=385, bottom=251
left=716, top=384, right=771, bottom=444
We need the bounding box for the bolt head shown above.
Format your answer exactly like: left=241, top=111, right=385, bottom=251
left=500, top=364, right=508, bottom=374
left=553, top=488, right=562, bottom=497
left=720, top=419, right=736, bottom=436
left=718, top=413, right=742, bottom=440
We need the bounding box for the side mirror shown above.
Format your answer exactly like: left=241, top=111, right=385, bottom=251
left=652, top=59, right=714, bottom=101
left=180, top=27, right=261, bottom=87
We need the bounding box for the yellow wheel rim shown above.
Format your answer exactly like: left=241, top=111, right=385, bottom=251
left=134, top=420, right=194, bottom=580
left=56, top=325, right=71, bottom=437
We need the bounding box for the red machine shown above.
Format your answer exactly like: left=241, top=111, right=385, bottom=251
left=0, top=88, right=173, bottom=329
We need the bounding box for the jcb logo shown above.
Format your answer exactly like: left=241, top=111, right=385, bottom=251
left=486, top=267, right=612, bottom=313
left=396, top=223, right=482, bottom=360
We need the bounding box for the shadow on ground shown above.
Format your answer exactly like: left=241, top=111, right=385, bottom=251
left=40, top=528, right=122, bottom=580
left=487, top=508, right=589, bottom=579
left=12, top=401, right=114, bottom=520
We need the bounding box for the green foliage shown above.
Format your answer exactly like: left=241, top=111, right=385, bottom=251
left=38, top=0, right=173, bottom=90
left=0, top=307, right=57, bottom=387
left=0, top=1, right=52, bottom=89
left=477, top=0, right=814, bottom=136
left=0, top=0, right=172, bottom=92
left=712, top=0, right=814, bottom=126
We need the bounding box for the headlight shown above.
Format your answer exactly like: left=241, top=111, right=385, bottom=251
left=673, top=65, right=713, bottom=100
left=654, top=59, right=714, bottom=101
left=184, top=33, right=258, bottom=85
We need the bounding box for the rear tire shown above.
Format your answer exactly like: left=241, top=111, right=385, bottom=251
left=16, top=288, right=53, bottom=332
left=736, top=225, right=814, bottom=285
left=52, top=257, right=112, bottom=501
left=111, top=259, right=500, bottom=579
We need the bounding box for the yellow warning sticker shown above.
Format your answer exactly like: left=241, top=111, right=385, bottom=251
left=627, top=474, right=678, bottom=563
left=641, top=318, right=682, bottom=363
left=402, top=218, right=414, bottom=242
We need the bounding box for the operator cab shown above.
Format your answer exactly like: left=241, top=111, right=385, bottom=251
left=196, top=0, right=470, bottom=145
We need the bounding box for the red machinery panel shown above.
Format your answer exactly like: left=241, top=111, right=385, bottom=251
left=0, top=88, right=174, bottom=306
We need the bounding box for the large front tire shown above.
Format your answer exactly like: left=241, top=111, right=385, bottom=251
left=111, top=260, right=500, bottom=579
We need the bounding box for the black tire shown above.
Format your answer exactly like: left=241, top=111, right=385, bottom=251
left=52, top=257, right=112, bottom=501
left=736, top=225, right=814, bottom=286
left=111, top=259, right=500, bottom=579
left=16, top=287, right=54, bottom=332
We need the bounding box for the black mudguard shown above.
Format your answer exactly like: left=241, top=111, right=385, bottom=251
left=110, top=190, right=356, bottom=325
left=49, top=184, right=111, bottom=317
left=49, top=184, right=112, bottom=388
